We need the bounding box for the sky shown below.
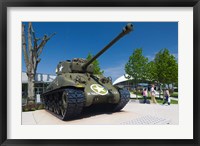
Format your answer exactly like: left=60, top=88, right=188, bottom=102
left=22, top=22, right=178, bottom=81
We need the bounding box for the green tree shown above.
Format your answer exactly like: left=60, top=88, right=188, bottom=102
left=154, top=48, right=178, bottom=89
left=125, top=48, right=148, bottom=95
left=86, top=53, right=104, bottom=75
left=146, top=61, right=157, bottom=82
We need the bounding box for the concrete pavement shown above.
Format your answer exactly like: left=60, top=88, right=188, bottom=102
left=22, top=100, right=178, bottom=125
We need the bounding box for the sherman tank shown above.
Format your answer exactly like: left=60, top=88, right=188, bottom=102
left=43, top=23, right=133, bottom=120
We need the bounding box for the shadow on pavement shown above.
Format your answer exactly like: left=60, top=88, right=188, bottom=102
left=77, top=104, right=125, bottom=120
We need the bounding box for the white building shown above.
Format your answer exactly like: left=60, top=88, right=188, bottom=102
left=113, top=74, right=133, bottom=85
left=112, top=74, right=156, bottom=91
left=22, top=72, right=56, bottom=98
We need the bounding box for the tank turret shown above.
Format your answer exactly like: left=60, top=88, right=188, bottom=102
left=43, top=23, right=133, bottom=120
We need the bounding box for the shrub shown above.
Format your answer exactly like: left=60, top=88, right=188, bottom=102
left=22, top=103, right=36, bottom=112
left=22, top=102, right=45, bottom=112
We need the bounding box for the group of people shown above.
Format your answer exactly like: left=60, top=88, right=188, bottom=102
left=142, top=84, right=170, bottom=105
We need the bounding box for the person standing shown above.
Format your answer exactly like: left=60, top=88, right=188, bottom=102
left=163, top=89, right=170, bottom=105
left=143, top=88, right=148, bottom=104
left=150, top=84, right=157, bottom=104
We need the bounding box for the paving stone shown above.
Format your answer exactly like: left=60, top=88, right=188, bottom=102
left=120, top=115, right=171, bottom=125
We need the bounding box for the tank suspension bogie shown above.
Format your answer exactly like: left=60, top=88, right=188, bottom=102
left=43, top=88, right=85, bottom=120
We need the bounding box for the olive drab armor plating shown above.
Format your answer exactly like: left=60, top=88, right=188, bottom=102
left=42, top=23, right=133, bottom=120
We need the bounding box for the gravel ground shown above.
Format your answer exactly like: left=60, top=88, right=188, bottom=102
left=22, top=100, right=178, bottom=125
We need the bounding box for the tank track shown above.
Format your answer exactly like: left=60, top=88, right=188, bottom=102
left=112, top=89, right=130, bottom=112
left=43, top=88, right=85, bottom=120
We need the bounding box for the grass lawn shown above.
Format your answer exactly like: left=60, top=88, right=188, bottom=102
left=154, top=97, right=178, bottom=104
left=170, top=92, right=178, bottom=98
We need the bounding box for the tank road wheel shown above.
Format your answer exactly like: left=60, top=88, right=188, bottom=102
left=43, top=96, right=48, bottom=110
left=45, top=96, right=50, bottom=110
left=54, top=93, right=61, bottom=115
left=53, top=102, right=57, bottom=114
left=60, top=88, right=85, bottom=120
left=55, top=106, right=61, bottom=115
left=52, top=93, right=58, bottom=114
left=45, top=101, right=49, bottom=110
left=60, top=91, right=68, bottom=118
left=53, top=97, right=56, bottom=112
left=49, top=95, right=54, bottom=112
left=112, top=89, right=130, bottom=112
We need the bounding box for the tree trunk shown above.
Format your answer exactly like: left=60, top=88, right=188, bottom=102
left=27, top=74, right=35, bottom=104
left=135, top=80, right=138, bottom=99
left=158, top=82, right=161, bottom=99
left=172, top=83, right=174, bottom=93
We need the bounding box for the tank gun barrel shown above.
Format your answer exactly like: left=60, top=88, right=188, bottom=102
left=82, top=23, right=133, bottom=70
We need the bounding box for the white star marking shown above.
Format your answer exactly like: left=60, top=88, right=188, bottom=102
left=59, top=65, right=63, bottom=72
left=94, top=85, right=105, bottom=93
left=90, top=84, right=108, bottom=95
